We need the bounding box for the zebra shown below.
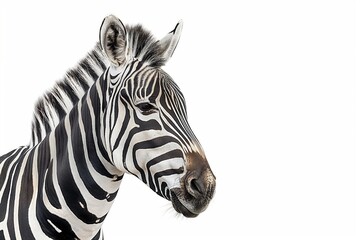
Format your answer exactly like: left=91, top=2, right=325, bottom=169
left=0, top=15, right=216, bottom=239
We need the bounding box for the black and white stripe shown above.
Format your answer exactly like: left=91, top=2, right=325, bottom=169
left=0, top=15, right=216, bottom=239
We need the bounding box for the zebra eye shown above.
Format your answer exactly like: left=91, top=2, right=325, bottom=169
left=136, top=102, right=157, bottom=113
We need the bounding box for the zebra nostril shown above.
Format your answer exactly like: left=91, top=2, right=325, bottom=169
left=186, top=176, right=205, bottom=198
left=191, top=179, right=203, bottom=195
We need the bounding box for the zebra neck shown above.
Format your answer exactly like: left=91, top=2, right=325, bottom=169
left=39, top=77, right=123, bottom=239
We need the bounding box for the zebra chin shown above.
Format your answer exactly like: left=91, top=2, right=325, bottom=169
left=170, top=186, right=214, bottom=218
left=170, top=189, right=199, bottom=218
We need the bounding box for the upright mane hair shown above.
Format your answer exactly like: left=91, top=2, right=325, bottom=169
left=30, top=24, right=167, bottom=146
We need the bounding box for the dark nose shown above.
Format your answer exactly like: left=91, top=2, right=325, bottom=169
left=184, top=152, right=216, bottom=201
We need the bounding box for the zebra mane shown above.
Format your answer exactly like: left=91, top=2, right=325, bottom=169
left=126, top=24, right=167, bottom=67
left=30, top=43, right=108, bottom=146
left=30, top=24, right=166, bottom=146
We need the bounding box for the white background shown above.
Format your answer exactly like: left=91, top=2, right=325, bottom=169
left=0, top=1, right=359, bottom=239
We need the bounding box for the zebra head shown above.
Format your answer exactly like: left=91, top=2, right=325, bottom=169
left=99, top=15, right=216, bottom=217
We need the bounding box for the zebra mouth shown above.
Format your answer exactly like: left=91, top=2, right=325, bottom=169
left=170, top=191, right=198, bottom=218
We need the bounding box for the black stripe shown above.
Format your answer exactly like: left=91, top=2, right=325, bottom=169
left=0, top=148, right=18, bottom=165
left=67, top=69, right=89, bottom=91
left=47, top=92, right=67, bottom=121
left=19, top=150, right=36, bottom=240
left=36, top=101, right=51, bottom=133
left=36, top=197, right=79, bottom=239
left=55, top=121, right=103, bottom=224
left=7, top=150, right=28, bottom=239
left=58, top=81, right=79, bottom=105
left=0, top=148, right=23, bottom=222
left=113, top=90, right=131, bottom=151
left=89, top=75, right=111, bottom=163
left=91, top=47, right=107, bottom=70
left=146, top=149, right=183, bottom=192
left=132, top=136, right=179, bottom=184
left=80, top=60, right=99, bottom=81
left=44, top=159, right=61, bottom=209
left=154, top=167, right=184, bottom=198
left=161, top=112, right=189, bottom=148
left=71, top=103, right=108, bottom=200
left=81, top=98, right=114, bottom=178
left=91, top=230, right=102, bottom=240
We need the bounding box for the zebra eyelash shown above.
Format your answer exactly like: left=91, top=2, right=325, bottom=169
left=135, top=102, right=158, bottom=114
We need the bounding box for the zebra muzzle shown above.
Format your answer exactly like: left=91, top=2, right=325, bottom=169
left=170, top=165, right=216, bottom=217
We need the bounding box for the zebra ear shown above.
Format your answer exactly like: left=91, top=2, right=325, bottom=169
left=99, top=15, right=128, bottom=66
left=158, top=20, right=183, bottom=62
